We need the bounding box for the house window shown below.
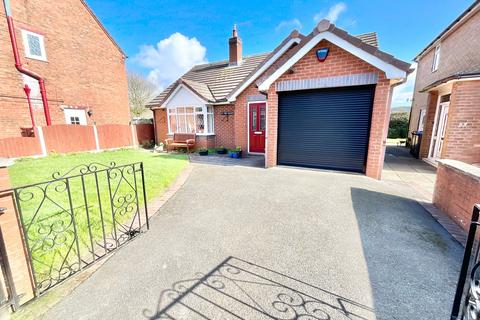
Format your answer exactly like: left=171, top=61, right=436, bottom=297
left=64, top=109, right=87, bottom=125
left=167, top=106, right=214, bottom=135
left=432, top=45, right=441, bottom=72
left=21, top=30, right=47, bottom=61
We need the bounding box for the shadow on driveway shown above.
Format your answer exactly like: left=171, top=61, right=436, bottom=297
left=144, top=256, right=375, bottom=320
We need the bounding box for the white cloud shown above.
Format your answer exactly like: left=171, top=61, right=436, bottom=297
left=275, top=19, right=302, bottom=32
left=314, top=2, right=347, bottom=23
left=392, top=63, right=417, bottom=108
left=134, top=33, right=207, bottom=90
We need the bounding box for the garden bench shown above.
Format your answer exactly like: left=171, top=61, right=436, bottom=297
left=166, top=133, right=196, bottom=153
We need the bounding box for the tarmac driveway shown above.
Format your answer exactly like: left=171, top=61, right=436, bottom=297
left=44, top=164, right=462, bottom=320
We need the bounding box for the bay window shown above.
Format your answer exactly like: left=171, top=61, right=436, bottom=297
left=167, top=106, right=214, bottom=134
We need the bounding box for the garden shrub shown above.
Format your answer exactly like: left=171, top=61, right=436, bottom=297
left=388, top=112, right=409, bottom=139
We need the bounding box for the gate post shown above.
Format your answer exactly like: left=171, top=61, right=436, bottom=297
left=0, top=160, right=35, bottom=306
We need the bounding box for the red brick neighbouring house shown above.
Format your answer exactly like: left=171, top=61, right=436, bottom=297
left=409, top=1, right=480, bottom=166
left=148, top=20, right=411, bottom=179
left=0, top=0, right=130, bottom=140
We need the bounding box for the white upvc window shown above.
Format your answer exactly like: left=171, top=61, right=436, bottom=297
left=432, top=45, right=441, bottom=72
left=64, top=109, right=87, bottom=125
left=167, top=106, right=214, bottom=135
left=21, top=30, right=47, bottom=61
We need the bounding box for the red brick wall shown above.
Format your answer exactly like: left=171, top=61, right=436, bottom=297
left=214, top=105, right=235, bottom=149
left=153, top=109, right=169, bottom=144
left=442, top=81, right=480, bottom=164
left=0, top=0, right=129, bottom=139
left=419, top=92, right=439, bottom=159
left=0, top=167, right=35, bottom=305
left=410, top=9, right=480, bottom=139
left=434, top=162, right=480, bottom=232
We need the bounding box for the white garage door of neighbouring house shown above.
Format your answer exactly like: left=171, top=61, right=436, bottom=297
left=64, top=109, right=87, bottom=125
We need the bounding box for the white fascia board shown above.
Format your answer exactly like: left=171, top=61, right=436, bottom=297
left=162, top=83, right=207, bottom=108
left=258, top=32, right=407, bottom=92
left=227, top=37, right=301, bottom=102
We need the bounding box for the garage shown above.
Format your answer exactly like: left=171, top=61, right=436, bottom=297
left=277, top=85, right=375, bottom=173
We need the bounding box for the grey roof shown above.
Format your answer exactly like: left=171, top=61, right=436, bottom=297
left=355, top=32, right=379, bottom=47
left=148, top=22, right=409, bottom=108
left=147, top=53, right=269, bottom=107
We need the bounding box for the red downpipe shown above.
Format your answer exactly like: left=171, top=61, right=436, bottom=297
left=6, top=16, right=52, bottom=126
left=23, top=84, right=35, bottom=127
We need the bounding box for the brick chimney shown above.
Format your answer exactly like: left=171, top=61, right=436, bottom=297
left=229, top=24, right=242, bottom=65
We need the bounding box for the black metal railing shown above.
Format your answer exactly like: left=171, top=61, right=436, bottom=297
left=451, top=204, right=480, bottom=320
left=9, top=162, right=149, bottom=296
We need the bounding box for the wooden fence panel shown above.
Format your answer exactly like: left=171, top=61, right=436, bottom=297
left=135, top=124, right=154, bottom=145
left=0, top=136, right=41, bottom=158
left=42, top=125, right=96, bottom=154
left=97, top=124, right=132, bottom=149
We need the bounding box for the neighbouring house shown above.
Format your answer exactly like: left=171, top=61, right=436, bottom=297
left=409, top=1, right=480, bottom=165
left=0, top=0, right=130, bottom=140
left=148, top=21, right=411, bottom=179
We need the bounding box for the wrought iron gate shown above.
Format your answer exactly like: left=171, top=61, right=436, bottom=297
left=10, top=162, right=149, bottom=296
left=451, top=204, right=480, bottom=320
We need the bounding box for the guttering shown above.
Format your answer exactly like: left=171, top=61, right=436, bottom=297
left=3, top=0, right=52, bottom=126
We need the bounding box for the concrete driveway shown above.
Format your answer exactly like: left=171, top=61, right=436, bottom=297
left=43, top=164, right=462, bottom=320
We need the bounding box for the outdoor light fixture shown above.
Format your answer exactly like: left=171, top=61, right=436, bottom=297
left=87, top=110, right=93, bottom=117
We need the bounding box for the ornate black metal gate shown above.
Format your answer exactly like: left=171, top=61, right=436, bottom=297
left=451, top=204, right=480, bottom=320
left=11, top=162, right=149, bottom=296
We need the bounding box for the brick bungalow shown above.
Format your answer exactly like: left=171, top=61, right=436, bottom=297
left=148, top=20, right=411, bottom=179
left=409, top=0, right=480, bottom=166
left=0, top=0, right=130, bottom=139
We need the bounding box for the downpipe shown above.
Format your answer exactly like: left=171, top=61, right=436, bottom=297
left=3, top=0, right=52, bottom=126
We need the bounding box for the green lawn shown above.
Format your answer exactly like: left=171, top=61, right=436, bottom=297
left=8, top=149, right=188, bottom=289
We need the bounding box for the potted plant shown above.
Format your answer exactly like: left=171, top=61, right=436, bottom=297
left=216, top=146, right=227, bottom=154
left=198, top=147, right=209, bottom=156
left=229, top=146, right=242, bottom=159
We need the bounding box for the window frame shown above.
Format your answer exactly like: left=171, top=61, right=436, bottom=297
left=167, top=105, right=214, bottom=135
left=21, top=29, right=47, bottom=62
left=431, top=45, right=441, bottom=72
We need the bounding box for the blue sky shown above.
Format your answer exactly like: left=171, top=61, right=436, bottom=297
left=86, top=0, right=473, bottom=107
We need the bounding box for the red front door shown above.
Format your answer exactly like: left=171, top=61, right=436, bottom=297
left=249, top=103, right=266, bottom=153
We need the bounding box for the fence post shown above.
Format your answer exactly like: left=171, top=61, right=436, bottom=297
left=36, top=126, right=47, bottom=157
left=93, top=123, right=101, bottom=152
left=131, top=123, right=138, bottom=148
left=0, top=161, right=35, bottom=307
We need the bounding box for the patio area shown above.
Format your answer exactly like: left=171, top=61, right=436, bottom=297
left=188, top=153, right=265, bottom=168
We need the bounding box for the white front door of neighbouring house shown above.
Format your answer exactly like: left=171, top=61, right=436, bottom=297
left=429, top=102, right=449, bottom=160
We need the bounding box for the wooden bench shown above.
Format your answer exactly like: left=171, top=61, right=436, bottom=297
left=165, top=133, right=196, bottom=153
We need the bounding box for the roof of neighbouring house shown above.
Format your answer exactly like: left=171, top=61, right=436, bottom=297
left=147, top=21, right=409, bottom=108
left=355, top=32, right=379, bottom=47
left=415, top=0, right=480, bottom=60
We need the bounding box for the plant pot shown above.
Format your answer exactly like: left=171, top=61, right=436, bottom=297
left=199, top=150, right=209, bottom=156
left=229, top=151, right=241, bottom=159
left=216, top=149, right=227, bottom=155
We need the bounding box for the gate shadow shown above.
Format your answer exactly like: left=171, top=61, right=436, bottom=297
left=143, top=256, right=376, bottom=320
